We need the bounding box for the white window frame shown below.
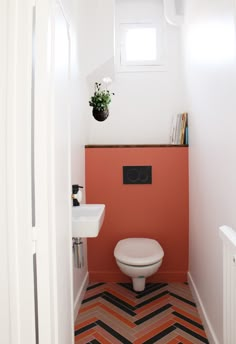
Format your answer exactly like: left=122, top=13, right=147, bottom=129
left=116, top=22, right=166, bottom=73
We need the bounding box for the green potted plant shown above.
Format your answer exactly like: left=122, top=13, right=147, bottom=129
left=89, top=82, right=114, bottom=121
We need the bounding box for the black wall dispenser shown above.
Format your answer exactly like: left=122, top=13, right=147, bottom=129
left=123, top=166, right=152, bottom=184
left=72, top=184, right=83, bottom=206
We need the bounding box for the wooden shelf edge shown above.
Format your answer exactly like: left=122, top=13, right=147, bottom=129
left=85, top=144, right=188, bottom=148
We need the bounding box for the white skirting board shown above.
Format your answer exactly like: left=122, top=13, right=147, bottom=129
left=188, top=272, right=219, bottom=344
left=74, top=272, right=89, bottom=320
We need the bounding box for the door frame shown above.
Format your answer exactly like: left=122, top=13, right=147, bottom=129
left=0, top=0, right=10, bottom=342
left=2, top=0, right=37, bottom=343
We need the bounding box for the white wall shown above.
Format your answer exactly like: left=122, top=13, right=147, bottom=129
left=183, top=0, right=236, bottom=342
left=61, top=0, right=115, bottom=318
left=60, top=0, right=90, bottom=316
left=66, top=0, right=117, bottom=315
left=87, top=0, right=186, bottom=144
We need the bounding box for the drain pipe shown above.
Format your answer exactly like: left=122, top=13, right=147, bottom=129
left=163, top=0, right=185, bottom=26
left=72, top=237, right=84, bottom=269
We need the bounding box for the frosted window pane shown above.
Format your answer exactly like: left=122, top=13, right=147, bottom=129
left=125, top=28, right=157, bottom=61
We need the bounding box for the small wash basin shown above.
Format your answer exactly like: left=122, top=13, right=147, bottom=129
left=72, top=204, right=105, bottom=238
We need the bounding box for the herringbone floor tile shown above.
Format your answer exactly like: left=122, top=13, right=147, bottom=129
left=75, top=282, right=209, bottom=344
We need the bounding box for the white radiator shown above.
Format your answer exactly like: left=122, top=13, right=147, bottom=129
left=219, top=225, right=236, bottom=344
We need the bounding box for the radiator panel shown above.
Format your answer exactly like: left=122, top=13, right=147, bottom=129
left=220, top=225, right=236, bottom=344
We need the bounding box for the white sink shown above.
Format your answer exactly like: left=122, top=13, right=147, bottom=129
left=72, top=204, right=105, bottom=238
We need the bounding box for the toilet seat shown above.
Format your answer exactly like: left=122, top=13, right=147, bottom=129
left=114, top=238, right=164, bottom=266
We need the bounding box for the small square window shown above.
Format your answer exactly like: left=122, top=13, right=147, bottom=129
left=115, top=0, right=166, bottom=73
left=117, top=23, right=165, bottom=72
left=124, top=27, right=157, bottom=63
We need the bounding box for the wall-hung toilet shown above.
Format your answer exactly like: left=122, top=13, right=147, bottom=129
left=114, top=238, right=164, bottom=292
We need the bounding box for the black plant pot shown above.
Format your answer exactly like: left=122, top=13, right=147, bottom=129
left=92, top=108, right=109, bottom=122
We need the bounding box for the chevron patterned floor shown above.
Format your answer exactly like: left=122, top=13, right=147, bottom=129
left=75, top=282, right=209, bottom=344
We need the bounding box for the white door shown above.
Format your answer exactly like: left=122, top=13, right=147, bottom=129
left=1, top=0, right=74, bottom=343
left=34, top=1, right=74, bottom=343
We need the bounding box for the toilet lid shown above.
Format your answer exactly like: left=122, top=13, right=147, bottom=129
left=114, top=238, right=164, bottom=266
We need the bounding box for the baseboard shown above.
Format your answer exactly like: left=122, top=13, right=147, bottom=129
left=74, top=272, right=89, bottom=320
left=89, top=271, right=187, bottom=283
left=188, top=272, right=219, bottom=344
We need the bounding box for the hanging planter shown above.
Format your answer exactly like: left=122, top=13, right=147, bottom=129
left=92, top=107, right=109, bottom=122
left=89, top=82, right=114, bottom=122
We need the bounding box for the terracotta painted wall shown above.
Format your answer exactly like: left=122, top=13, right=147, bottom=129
left=85, top=147, right=189, bottom=282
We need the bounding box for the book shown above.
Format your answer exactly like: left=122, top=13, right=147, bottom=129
left=170, top=112, right=188, bottom=145
left=170, top=115, right=177, bottom=144
left=184, top=125, right=188, bottom=145
left=180, top=112, right=188, bottom=144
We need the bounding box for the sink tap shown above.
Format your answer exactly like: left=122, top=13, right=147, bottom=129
left=72, top=185, right=83, bottom=206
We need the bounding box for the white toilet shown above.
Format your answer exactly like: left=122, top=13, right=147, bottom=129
left=114, top=238, right=164, bottom=292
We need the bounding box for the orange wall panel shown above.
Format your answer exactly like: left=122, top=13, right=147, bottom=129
left=85, top=147, right=189, bottom=282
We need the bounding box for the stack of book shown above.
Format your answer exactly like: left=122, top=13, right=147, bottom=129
left=170, top=112, right=188, bottom=145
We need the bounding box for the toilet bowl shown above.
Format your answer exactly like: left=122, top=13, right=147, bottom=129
left=114, top=238, right=164, bottom=292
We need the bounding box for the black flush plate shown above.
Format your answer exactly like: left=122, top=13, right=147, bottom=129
left=123, top=166, right=152, bottom=184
